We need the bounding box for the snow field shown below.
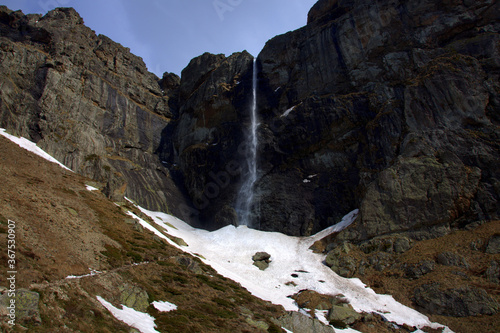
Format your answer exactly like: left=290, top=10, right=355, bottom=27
left=134, top=206, right=453, bottom=332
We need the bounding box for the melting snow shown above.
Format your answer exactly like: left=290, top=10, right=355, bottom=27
left=133, top=206, right=452, bottom=332
left=85, top=185, right=99, bottom=191
left=152, top=301, right=177, bottom=312
left=281, top=106, right=296, bottom=117
left=66, top=269, right=102, bottom=280
left=96, top=296, right=158, bottom=333
left=0, top=128, right=72, bottom=171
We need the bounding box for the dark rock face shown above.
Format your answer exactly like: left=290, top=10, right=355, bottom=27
left=1, top=1, right=499, bottom=240
left=167, top=51, right=254, bottom=228
left=253, top=0, right=500, bottom=237
left=0, top=6, right=188, bottom=216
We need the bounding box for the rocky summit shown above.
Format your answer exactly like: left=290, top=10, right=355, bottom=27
left=0, top=0, right=499, bottom=332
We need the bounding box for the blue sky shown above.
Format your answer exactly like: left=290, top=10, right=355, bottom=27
left=3, top=0, right=318, bottom=77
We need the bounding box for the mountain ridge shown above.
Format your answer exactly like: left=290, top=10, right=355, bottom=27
left=0, top=0, right=499, bottom=331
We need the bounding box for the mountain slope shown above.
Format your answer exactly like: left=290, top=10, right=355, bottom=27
left=0, top=132, right=288, bottom=332
left=0, top=5, right=188, bottom=218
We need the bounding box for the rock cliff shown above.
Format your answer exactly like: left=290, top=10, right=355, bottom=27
left=0, top=1, right=498, bottom=241
left=0, top=6, right=188, bottom=217
left=253, top=0, right=500, bottom=239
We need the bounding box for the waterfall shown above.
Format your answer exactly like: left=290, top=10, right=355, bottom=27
left=236, top=58, right=259, bottom=227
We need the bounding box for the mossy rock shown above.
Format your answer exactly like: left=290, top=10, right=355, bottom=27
left=118, top=284, right=149, bottom=312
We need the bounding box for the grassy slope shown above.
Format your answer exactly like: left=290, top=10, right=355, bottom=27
left=0, top=134, right=284, bottom=332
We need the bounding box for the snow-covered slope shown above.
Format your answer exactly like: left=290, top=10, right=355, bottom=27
left=0, top=129, right=71, bottom=171
left=134, top=204, right=452, bottom=332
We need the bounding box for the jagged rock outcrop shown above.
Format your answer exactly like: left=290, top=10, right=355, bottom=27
left=0, top=6, right=189, bottom=216
left=252, top=0, right=499, bottom=238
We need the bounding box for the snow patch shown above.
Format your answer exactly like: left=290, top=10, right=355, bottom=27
left=0, top=128, right=72, bottom=171
left=85, top=185, right=99, bottom=191
left=66, top=269, right=102, bottom=280
left=96, top=296, right=158, bottom=333
left=281, top=106, right=295, bottom=118
left=315, top=309, right=329, bottom=326
left=152, top=301, right=177, bottom=312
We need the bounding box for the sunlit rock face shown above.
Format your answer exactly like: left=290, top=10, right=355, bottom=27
left=0, top=6, right=189, bottom=217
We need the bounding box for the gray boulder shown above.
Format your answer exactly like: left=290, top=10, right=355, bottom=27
left=486, top=234, right=500, bottom=254
left=252, top=252, right=271, bottom=270
left=414, top=283, right=499, bottom=317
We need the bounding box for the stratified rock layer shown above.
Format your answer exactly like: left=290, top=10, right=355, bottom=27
left=0, top=6, right=188, bottom=216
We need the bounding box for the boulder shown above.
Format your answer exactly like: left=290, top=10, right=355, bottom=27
left=118, top=284, right=149, bottom=312
left=414, top=283, right=499, bottom=317
left=273, top=311, right=335, bottom=333
left=327, top=305, right=362, bottom=328
left=486, top=234, right=500, bottom=254
left=0, top=289, right=41, bottom=325
left=403, top=260, right=435, bottom=280
left=252, top=252, right=271, bottom=270
left=174, top=255, right=203, bottom=275
left=485, top=261, right=500, bottom=284
left=436, top=252, right=469, bottom=269
left=292, top=290, right=348, bottom=311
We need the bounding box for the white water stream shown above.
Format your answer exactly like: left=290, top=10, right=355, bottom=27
left=235, top=58, right=259, bottom=227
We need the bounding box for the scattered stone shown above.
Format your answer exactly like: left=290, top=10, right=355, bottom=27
left=174, top=255, right=203, bottom=275
left=252, top=252, right=271, bottom=262
left=485, top=234, right=500, bottom=254
left=273, top=311, right=335, bottom=333
left=436, top=251, right=469, bottom=268
left=253, top=261, right=270, bottom=271
left=245, top=317, right=269, bottom=331
left=485, top=261, right=500, bottom=284
left=368, top=252, right=394, bottom=272
left=325, top=247, right=358, bottom=278
left=0, top=289, right=41, bottom=325
left=360, top=236, right=412, bottom=254
left=393, top=237, right=412, bottom=253
left=470, top=239, right=485, bottom=251
left=292, top=290, right=348, bottom=311
left=252, top=252, right=271, bottom=270
left=414, top=283, right=499, bottom=317
left=403, top=260, right=435, bottom=279
left=66, top=207, right=78, bottom=216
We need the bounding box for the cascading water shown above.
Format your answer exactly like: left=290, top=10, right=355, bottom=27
left=236, top=58, right=259, bottom=227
